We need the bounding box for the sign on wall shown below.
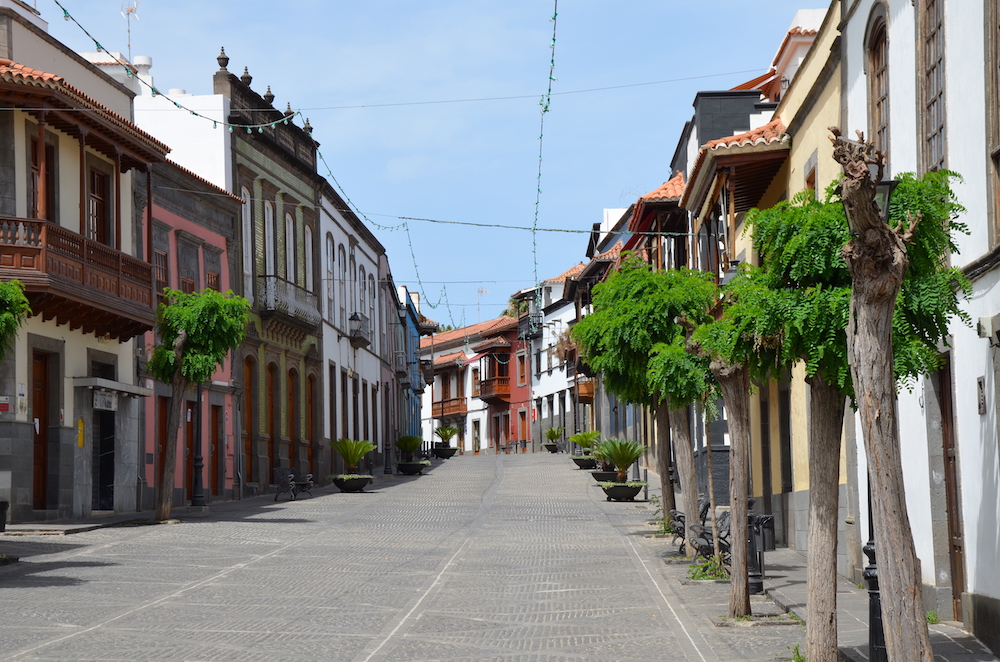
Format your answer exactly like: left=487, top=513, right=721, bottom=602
left=94, top=390, right=118, bottom=412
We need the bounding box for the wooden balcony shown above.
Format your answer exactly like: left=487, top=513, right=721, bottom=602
left=478, top=376, right=510, bottom=403
left=0, top=217, right=154, bottom=340
left=577, top=378, right=595, bottom=404
left=433, top=397, right=468, bottom=418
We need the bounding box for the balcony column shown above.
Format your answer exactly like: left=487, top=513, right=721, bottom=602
left=114, top=147, right=122, bottom=251
left=78, top=127, right=88, bottom=235
left=36, top=113, right=48, bottom=221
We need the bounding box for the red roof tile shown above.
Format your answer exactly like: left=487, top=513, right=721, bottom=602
left=419, top=316, right=517, bottom=349
left=544, top=262, right=586, bottom=284
left=705, top=118, right=787, bottom=151
left=595, top=240, right=623, bottom=261
left=433, top=351, right=468, bottom=367
left=0, top=58, right=170, bottom=157
left=641, top=171, right=686, bottom=202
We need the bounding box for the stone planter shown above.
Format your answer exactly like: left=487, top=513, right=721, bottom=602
left=591, top=470, right=618, bottom=483
left=571, top=455, right=597, bottom=470
left=543, top=443, right=559, bottom=453
left=332, top=476, right=372, bottom=493
left=600, top=483, right=644, bottom=502
left=397, top=461, right=426, bottom=476
left=432, top=447, right=458, bottom=459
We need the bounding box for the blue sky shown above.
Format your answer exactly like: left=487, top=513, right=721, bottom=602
left=44, top=1, right=821, bottom=326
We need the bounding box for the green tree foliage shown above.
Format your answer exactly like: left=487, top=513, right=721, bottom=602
left=572, top=255, right=717, bottom=406
left=149, top=289, right=251, bottom=385
left=0, top=280, right=30, bottom=361
left=151, top=288, right=250, bottom=521
left=735, top=171, right=970, bottom=395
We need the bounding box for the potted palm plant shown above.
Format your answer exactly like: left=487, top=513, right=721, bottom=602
left=396, top=435, right=430, bottom=475
left=568, top=430, right=600, bottom=469
left=589, top=443, right=618, bottom=482
left=542, top=426, right=563, bottom=453
left=432, top=425, right=460, bottom=459
left=330, top=438, right=377, bottom=492
left=595, top=438, right=646, bottom=501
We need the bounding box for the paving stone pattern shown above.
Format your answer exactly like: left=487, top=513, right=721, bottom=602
left=0, top=455, right=807, bottom=661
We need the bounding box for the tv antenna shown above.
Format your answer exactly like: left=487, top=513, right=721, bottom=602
left=120, top=1, right=139, bottom=62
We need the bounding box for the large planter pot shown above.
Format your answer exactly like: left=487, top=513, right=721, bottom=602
left=543, top=443, right=559, bottom=454
left=397, top=461, right=426, bottom=475
left=591, top=470, right=618, bottom=483
left=571, top=455, right=598, bottom=470
left=601, top=483, right=644, bottom=502
left=433, top=447, right=458, bottom=459
left=332, top=476, right=371, bottom=493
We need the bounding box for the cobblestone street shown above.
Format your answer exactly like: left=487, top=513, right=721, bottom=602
left=0, top=454, right=806, bottom=661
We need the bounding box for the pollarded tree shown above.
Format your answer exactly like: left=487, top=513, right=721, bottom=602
left=831, top=131, right=969, bottom=662
left=149, top=288, right=250, bottom=521
left=732, top=159, right=969, bottom=661
left=573, top=256, right=717, bottom=556
left=0, top=280, right=30, bottom=361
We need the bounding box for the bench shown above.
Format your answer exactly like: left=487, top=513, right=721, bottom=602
left=273, top=467, right=314, bottom=501
left=689, top=510, right=732, bottom=565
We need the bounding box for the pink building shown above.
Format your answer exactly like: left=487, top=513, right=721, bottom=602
left=139, top=161, right=243, bottom=506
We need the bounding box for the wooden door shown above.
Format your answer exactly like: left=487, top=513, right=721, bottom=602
left=939, top=360, right=966, bottom=620
left=306, top=376, right=315, bottom=474
left=267, top=364, right=277, bottom=479
left=184, top=401, right=195, bottom=500
left=287, top=371, right=297, bottom=469
left=210, top=405, right=221, bottom=496
left=243, top=357, right=255, bottom=484
left=32, top=353, right=48, bottom=510
left=157, top=396, right=169, bottom=483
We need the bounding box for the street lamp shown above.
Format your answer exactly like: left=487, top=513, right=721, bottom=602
left=348, top=312, right=362, bottom=336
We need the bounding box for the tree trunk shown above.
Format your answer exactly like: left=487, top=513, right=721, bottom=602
left=655, top=405, right=676, bottom=512
left=668, top=405, right=699, bottom=558
left=806, top=373, right=847, bottom=662
left=833, top=132, right=933, bottom=662
left=704, top=419, right=720, bottom=560
left=155, top=330, right=188, bottom=522
left=713, top=361, right=751, bottom=618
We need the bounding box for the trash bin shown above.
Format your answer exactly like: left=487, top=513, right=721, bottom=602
left=761, top=514, right=776, bottom=551
left=0, top=500, right=8, bottom=532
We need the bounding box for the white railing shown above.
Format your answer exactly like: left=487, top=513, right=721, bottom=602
left=258, top=276, right=320, bottom=326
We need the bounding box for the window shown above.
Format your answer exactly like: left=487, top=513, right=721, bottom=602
left=517, top=353, right=527, bottom=386
left=28, top=136, right=56, bottom=221
left=368, top=274, right=376, bottom=341
left=264, top=202, right=275, bottom=276
left=868, top=15, right=889, bottom=155
left=88, top=169, right=110, bottom=245
left=241, top=187, right=253, bottom=302
left=304, top=225, right=314, bottom=292
left=154, top=249, right=168, bottom=298
left=472, top=368, right=480, bottom=396
left=285, top=213, right=295, bottom=282
left=921, top=0, right=945, bottom=171
left=325, top=235, right=335, bottom=321
left=350, top=253, right=357, bottom=314
left=206, top=271, right=220, bottom=291
left=359, top=266, right=367, bottom=317
left=180, top=277, right=195, bottom=294
left=338, top=245, right=347, bottom=328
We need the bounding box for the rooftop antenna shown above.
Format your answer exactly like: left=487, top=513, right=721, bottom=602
left=120, top=1, right=139, bottom=63
left=477, top=289, right=488, bottom=323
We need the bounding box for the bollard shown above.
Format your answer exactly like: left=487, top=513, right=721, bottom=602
left=864, top=539, right=887, bottom=662
left=748, top=513, right=764, bottom=594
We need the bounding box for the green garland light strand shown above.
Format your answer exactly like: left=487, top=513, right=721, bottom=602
left=51, top=0, right=302, bottom=133
left=530, top=1, right=558, bottom=335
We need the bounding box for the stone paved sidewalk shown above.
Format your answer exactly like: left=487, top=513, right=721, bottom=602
left=1, top=453, right=995, bottom=662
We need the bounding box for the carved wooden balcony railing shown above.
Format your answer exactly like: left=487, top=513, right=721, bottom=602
left=478, top=376, right=510, bottom=403
left=433, top=397, right=468, bottom=418
left=0, top=217, right=154, bottom=340
left=577, top=378, right=596, bottom=404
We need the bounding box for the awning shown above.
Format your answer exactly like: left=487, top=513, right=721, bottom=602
left=73, top=376, right=153, bottom=398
